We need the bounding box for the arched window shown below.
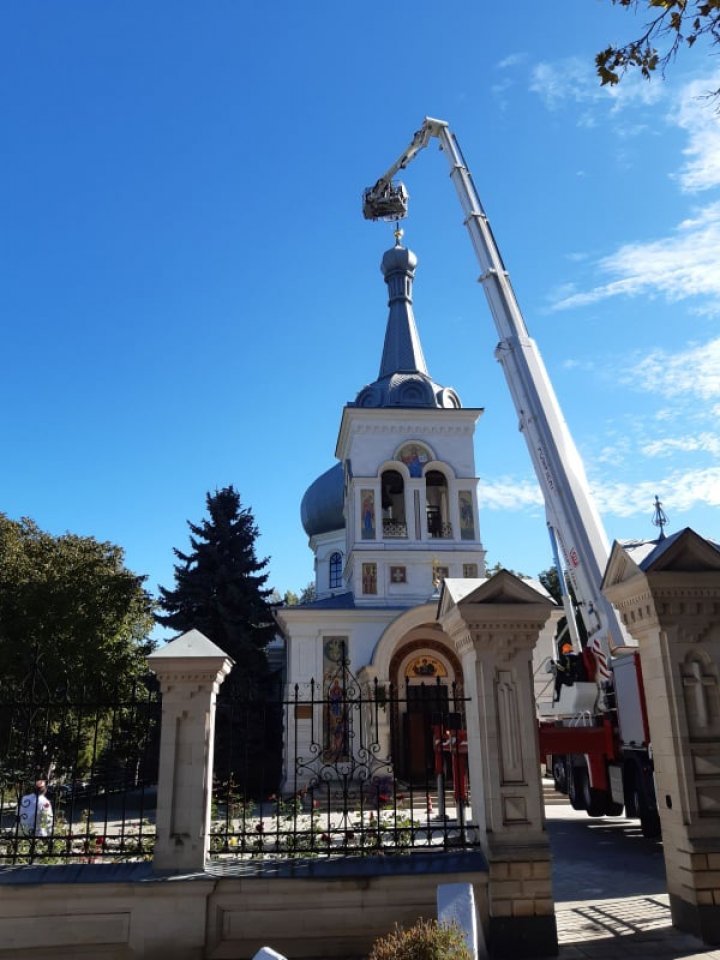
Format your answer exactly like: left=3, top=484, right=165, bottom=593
left=426, top=470, right=451, bottom=538
left=329, top=552, right=343, bottom=589
left=381, top=469, right=407, bottom=538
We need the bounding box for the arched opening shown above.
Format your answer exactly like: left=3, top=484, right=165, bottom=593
left=381, top=469, right=407, bottom=538
left=426, top=470, right=451, bottom=539
left=388, top=638, right=464, bottom=783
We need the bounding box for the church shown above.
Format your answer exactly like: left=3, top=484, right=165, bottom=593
left=275, top=233, right=554, bottom=786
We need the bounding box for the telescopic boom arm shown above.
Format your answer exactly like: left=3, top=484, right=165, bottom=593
left=364, top=117, right=626, bottom=653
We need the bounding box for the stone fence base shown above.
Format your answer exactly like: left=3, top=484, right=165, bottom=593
left=0, top=855, right=488, bottom=960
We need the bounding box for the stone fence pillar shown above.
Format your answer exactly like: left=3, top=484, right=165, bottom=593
left=147, top=629, right=233, bottom=873
left=603, top=529, right=720, bottom=944
left=438, top=571, right=557, bottom=958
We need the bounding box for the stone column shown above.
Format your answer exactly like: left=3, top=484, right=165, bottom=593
left=147, top=629, right=233, bottom=873
left=603, top=530, right=720, bottom=944
left=439, top=571, right=557, bottom=958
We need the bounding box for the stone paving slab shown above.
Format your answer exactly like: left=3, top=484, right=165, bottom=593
left=548, top=894, right=720, bottom=960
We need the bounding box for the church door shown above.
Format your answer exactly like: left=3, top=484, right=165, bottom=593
left=403, top=683, right=449, bottom=782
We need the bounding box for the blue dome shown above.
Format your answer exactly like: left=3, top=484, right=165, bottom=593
left=301, top=463, right=345, bottom=537
left=381, top=244, right=418, bottom=276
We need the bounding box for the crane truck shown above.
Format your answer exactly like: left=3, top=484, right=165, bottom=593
left=362, top=118, right=660, bottom=838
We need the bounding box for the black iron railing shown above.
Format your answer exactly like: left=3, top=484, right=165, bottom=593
left=382, top=519, right=408, bottom=539
left=210, top=661, right=479, bottom=864
left=0, top=670, right=160, bottom=865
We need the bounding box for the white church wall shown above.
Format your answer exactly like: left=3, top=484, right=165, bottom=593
left=311, top=528, right=346, bottom=599
left=339, top=412, right=481, bottom=481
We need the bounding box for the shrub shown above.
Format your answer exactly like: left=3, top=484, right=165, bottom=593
left=368, top=918, right=472, bottom=960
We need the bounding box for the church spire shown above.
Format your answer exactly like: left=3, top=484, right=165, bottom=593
left=377, top=234, right=428, bottom=379
left=351, top=240, right=462, bottom=410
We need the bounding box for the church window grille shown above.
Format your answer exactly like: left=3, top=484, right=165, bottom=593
left=329, top=552, right=343, bottom=589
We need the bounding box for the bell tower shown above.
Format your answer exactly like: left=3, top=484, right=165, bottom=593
left=335, top=235, right=486, bottom=605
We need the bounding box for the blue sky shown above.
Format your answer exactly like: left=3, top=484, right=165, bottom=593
left=2, top=2, right=719, bottom=631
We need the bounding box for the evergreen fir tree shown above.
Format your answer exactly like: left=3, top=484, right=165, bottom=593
left=157, top=486, right=275, bottom=693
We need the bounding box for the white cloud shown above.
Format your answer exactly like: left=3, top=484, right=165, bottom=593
left=479, top=477, right=543, bottom=510
left=551, top=202, right=720, bottom=311
left=549, top=74, right=720, bottom=313
left=641, top=433, right=720, bottom=458
left=530, top=57, right=664, bottom=114
left=626, top=337, right=720, bottom=400
left=673, top=72, right=720, bottom=192
left=595, top=466, right=720, bottom=516
left=479, top=462, right=720, bottom=520
left=497, top=53, right=527, bottom=70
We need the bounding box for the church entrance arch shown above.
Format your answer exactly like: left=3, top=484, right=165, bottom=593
left=389, top=637, right=463, bottom=783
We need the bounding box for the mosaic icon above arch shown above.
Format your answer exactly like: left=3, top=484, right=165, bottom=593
left=395, top=441, right=434, bottom=478
left=405, top=654, right=448, bottom=679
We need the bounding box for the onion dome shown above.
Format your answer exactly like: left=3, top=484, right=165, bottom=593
left=300, top=462, right=345, bottom=537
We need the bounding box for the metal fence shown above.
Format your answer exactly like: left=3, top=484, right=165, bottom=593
left=0, top=666, right=161, bottom=865
left=210, top=659, right=481, bottom=865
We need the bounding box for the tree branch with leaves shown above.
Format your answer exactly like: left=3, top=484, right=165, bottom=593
left=597, top=0, right=720, bottom=94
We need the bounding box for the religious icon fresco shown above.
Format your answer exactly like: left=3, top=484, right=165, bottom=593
left=459, top=490, right=475, bottom=540
left=397, top=442, right=432, bottom=478
left=323, top=637, right=350, bottom=762
left=361, top=488, right=376, bottom=540
left=406, top=655, right=448, bottom=679
left=362, top=562, right=377, bottom=595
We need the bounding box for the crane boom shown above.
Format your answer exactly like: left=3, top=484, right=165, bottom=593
left=364, top=117, right=627, bottom=652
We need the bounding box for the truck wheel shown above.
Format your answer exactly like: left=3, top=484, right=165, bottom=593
left=581, top=776, right=607, bottom=817
left=624, top=783, right=639, bottom=819
left=640, top=810, right=661, bottom=839
left=552, top=756, right=567, bottom=793
left=568, top=766, right=586, bottom=811
left=605, top=799, right=624, bottom=817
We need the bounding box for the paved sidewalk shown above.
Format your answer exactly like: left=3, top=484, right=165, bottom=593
left=543, top=784, right=720, bottom=960
left=554, top=894, right=719, bottom=959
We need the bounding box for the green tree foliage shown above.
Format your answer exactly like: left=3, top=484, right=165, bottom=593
left=281, top=582, right=316, bottom=606
left=485, top=560, right=528, bottom=578
left=0, top=514, right=154, bottom=694
left=0, top=515, right=156, bottom=784
left=157, top=487, right=281, bottom=794
left=538, top=565, right=562, bottom=603
left=597, top=1, right=720, bottom=94
left=156, top=486, right=276, bottom=693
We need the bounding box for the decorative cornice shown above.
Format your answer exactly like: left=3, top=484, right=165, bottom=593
left=453, top=631, right=475, bottom=658
left=350, top=422, right=475, bottom=437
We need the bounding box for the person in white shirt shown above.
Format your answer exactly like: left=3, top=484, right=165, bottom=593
left=18, top=779, right=54, bottom=837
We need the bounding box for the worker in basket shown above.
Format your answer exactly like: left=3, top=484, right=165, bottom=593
left=553, top=639, right=575, bottom=701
